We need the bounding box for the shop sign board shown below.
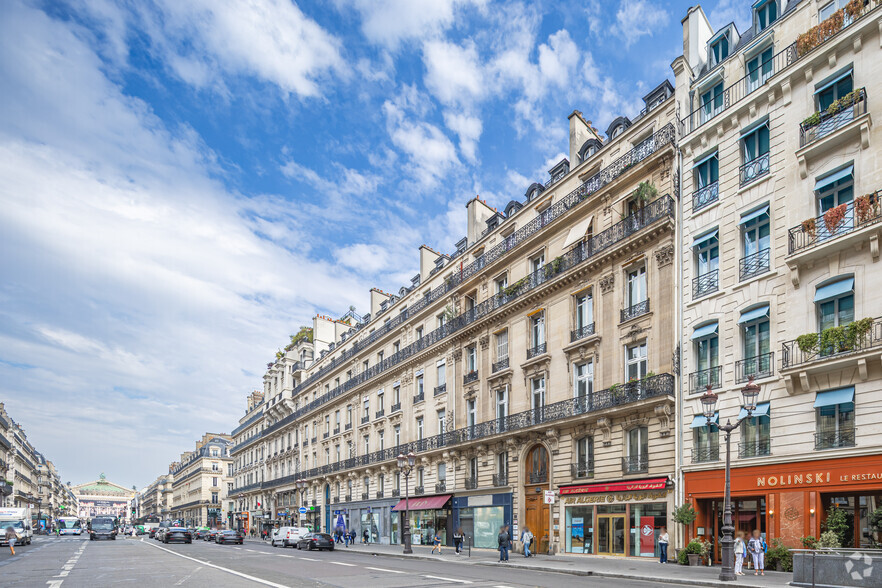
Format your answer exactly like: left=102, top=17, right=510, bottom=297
left=543, top=491, right=555, bottom=504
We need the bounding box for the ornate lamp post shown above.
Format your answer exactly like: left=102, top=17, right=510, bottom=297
left=397, top=452, right=416, bottom=554
left=295, top=479, right=308, bottom=528
left=699, top=376, right=760, bottom=582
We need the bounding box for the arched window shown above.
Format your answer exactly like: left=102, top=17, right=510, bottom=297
left=528, top=446, right=548, bottom=483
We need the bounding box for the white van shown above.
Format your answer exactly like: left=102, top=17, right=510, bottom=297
left=271, top=526, right=310, bottom=548
left=0, top=508, right=33, bottom=546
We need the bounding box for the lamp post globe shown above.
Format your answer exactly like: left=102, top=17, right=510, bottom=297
left=397, top=452, right=417, bottom=554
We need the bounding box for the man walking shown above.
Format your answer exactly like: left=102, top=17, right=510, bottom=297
left=521, top=527, right=533, bottom=558
left=497, top=525, right=511, bottom=562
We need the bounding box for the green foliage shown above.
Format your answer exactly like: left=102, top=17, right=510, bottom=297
left=824, top=505, right=851, bottom=547
left=801, top=535, right=818, bottom=549
left=817, top=530, right=841, bottom=549
left=765, top=538, right=792, bottom=572
left=796, top=333, right=819, bottom=354
left=845, top=317, right=873, bottom=347
left=634, top=181, right=658, bottom=203
left=501, top=278, right=527, bottom=297
left=673, top=503, right=697, bottom=526
left=284, top=326, right=314, bottom=352
left=441, top=303, right=458, bottom=322
left=800, top=318, right=874, bottom=356
left=678, top=539, right=705, bottom=565
left=869, top=506, right=882, bottom=533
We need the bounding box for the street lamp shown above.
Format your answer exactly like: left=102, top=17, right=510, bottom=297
left=295, top=479, right=308, bottom=529
left=699, top=376, right=760, bottom=582
left=397, top=452, right=416, bottom=555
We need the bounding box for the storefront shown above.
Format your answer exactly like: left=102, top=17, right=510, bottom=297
left=684, top=454, right=882, bottom=558
left=327, top=497, right=399, bottom=545
left=391, top=494, right=452, bottom=546
left=452, top=492, right=512, bottom=549
left=559, top=477, right=672, bottom=557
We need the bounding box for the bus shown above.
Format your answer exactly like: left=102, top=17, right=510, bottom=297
left=58, top=516, right=82, bottom=536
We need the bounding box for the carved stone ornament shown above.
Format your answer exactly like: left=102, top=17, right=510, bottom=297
left=654, top=244, right=675, bottom=268
left=654, top=404, right=672, bottom=437
left=544, top=428, right=560, bottom=452
left=599, top=273, right=615, bottom=294
left=479, top=334, right=490, bottom=350
left=596, top=417, right=612, bottom=446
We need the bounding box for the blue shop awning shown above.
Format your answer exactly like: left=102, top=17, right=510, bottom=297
left=690, top=413, right=719, bottom=428
left=739, top=402, right=770, bottom=420
left=691, top=322, right=719, bottom=340
left=814, top=387, right=854, bottom=408
left=814, top=277, right=854, bottom=303
left=738, top=304, right=770, bottom=324
left=814, top=165, right=853, bottom=192
left=739, top=205, right=770, bottom=225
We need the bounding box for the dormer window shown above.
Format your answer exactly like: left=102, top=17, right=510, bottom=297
left=611, top=126, right=624, bottom=139
left=755, top=0, right=778, bottom=33
left=709, top=35, right=729, bottom=67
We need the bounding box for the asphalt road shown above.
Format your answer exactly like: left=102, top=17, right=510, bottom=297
left=0, top=535, right=695, bottom=587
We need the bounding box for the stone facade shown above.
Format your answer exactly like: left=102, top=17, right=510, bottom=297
left=168, top=433, right=233, bottom=527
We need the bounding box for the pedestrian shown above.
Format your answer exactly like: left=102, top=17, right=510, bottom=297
left=453, top=527, right=464, bottom=555
left=497, top=525, right=511, bottom=562
left=734, top=531, right=745, bottom=576
left=363, top=528, right=369, bottom=544
left=432, top=530, right=442, bottom=554
left=747, top=529, right=765, bottom=576
left=5, top=525, right=19, bottom=556
left=344, top=528, right=350, bottom=547
left=521, top=526, right=533, bottom=558
left=658, top=526, right=669, bottom=564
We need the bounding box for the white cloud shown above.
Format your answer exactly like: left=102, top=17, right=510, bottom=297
left=140, top=0, right=346, bottom=97
left=709, top=0, right=751, bottom=33
left=423, top=40, right=487, bottom=106
left=612, top=0, right=670, bottom=48
left=443, top=111, right=482, bottom=162
left=346, top=0, right=483, bottom=50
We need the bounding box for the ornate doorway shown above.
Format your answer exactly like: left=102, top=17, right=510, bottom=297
left=523, top=445, right=550, bottom=553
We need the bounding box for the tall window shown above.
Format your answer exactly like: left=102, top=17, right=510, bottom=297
left=815, top=388, right=855, bottom=449
left=437, top=312, right=447, bottom=328
left=530, top=311, right=546, bottom=348
left=693, top=323, right=720, bottom=392
left=496, top=387, right=508, bottom=427
left=325, top=415, right=330, bottom=433
left=531, top=253, right=545, bottom=273
left=378, top=430, right=385, bottom=451
left=816, top=278, right=854, bottom=343
left=335, top=444, right=341, bottom=462
left=392, top=384, right=400, bottom=406
left=436, top=361, right=446, bottom=387
left=574, top=361, right=593, bottom=401
left=740, top=404, right=771, bottom=457
left=416, top=374, right=424, bottom=397
left=627, top=427, right=649, bottom=470
left=393, top=340, right=400, bottom=354
left=469, top=457, right=478, bottom=481
left=394, top=425, right=400, bottom=447
left=377, top=388, right=384, bottom=411
left=709, top=36, right=728, bottom=66
left=466, top=345, right=477, bottom=372
left=416, top=417, right=424, bottom=440
left=816, top=166, right=854, bottom=215
left=467, top=399, right=477, bottom=436
left=693, top=230, right=719, bottom=297
left=496, top=274, right=508, bottom=294
left=692, top=414, right=719, bottom=462
left=363, top=435, right=369, bottom=454
left=741, top=206, right=771, bottom=279
left=437, top=462, right=446, bottom=482
left=346, top=405, right=352, bottom=425
left=740, top=305, right=771, bottom=374
left=627, top=266, right=647, bottom=307
left=741, top=122, right=770, bottom=184
left=746, top=47, right=774, bottom=92
left=416, top=326, right=423, bottom=339
left=362, top=398, right=369, bottom=419
left=417, top=467, right=424, bottom=487
left=693, top=152, right=719, bottom=210
left=378, top=473, right=384, bottom=492
left=755, top=0, right=777, bottom=32
left=531, top=376, right=546, bottom=412
left=496, top=329, right=509, bottom=361
left=701, top=82, right=724, bottom=122
left=819, top=0, right=847, bottom=21
left=334, top=410, right=340, bottom=428
left=575, top=437, right=593, bottom=476
left=496, top=452, right=508, bottom=478
left=575, top=291, right=593, bottom=331
left=625, top=342, right=648, bottom=381
left=437, top=409, right=446, bottom=433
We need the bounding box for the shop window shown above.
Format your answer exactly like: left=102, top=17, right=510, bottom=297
left=629, top=503, right=668, bottom=557
left=566, top=506, right=593, bottom=554
left=815, top=387, right=855, bottom=449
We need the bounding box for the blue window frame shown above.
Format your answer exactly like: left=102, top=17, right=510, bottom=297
left=710, top=36, right=729, bottom=66
left=701, top=82, right=724, bottom=123
left=755, top=0, right=778, bottom=32
left=746, top=47, right=774, bottom=92
left=816, top=70, right=854, bottom=111
left=742, top=123, right=770, bottom=164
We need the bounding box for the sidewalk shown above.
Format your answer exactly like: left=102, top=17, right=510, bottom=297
left=330, top=541, right=793, bottom=588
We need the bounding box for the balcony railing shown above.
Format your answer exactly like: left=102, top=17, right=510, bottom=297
left=435, top=482, right=446, bottom=493
left=570, top=323, right=595, bottom=342
left=682, top=43, right=797, bottom=133
left=414, top=486, right=425, bottom=495
left=390, top=402, right=401, bottom=413
left=529, top=472, right=548, bottom=484
left=692, top=181, right=719, bottom=212
left=815, top=428, right=856, bottom=450
left=375, top=409, right=385, bottom=419
left=689, top=366, right=722, bottom=394
left=434, top=384, right=447, bottom=396
left=463, top=371, right=478, bottom=385
left=333, top=496, right=340, bottom=504
left=693, top=269, right=719, bottom=298
left=492, top=357, right=509, bottom=372
left=360, top=416, right=369, bottom=425
left=621, top=299, right=650, bottom=322
left=392, top=489, right=400, bottom=497
left=623, top=455, right=649, bottom=474
left=788, top=190, right=882, bottom=254
left=800, top=88, right=867, bottom=147
left=691, top=446, right=720, bottom=463
left=739, top=152, right=770, bottom=186
left=527, top=342, right=547, bottom=359
left=735, top=352, right=774, bottom=383
left=323, top=432, right=329, bottom=440
left=361, top=492, right=369, bottom=500
left=332, top=427, right=340, bottom=435
left=413, top=392, right=424, bottom=404
left=464, top=477, right=478, bottom=490
left=376, top=491, right=384, bottom=499
left=492, top=473, right=508, bottom=487
left=311, top=437, right=317, bottom=444
left=570, top=462, right=594, bottom=479
left=739, top=248, right=770, bottom=281
left=781, top=317, right=882, bottom=369
left=738, top=439, right=771, bottom=458
left=345, top=423, right=352, bottom=431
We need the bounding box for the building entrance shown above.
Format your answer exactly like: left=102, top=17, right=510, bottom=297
left=523, top=445, right=549, bottom=553
left=596, top=514, right=626, bottom=555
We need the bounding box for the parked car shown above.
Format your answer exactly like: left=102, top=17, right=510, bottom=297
left=194, top=528, right=210, bottom=540
left=296, top=532, right=335, bottom=551
left=204, top=529, right=221, bottom=542
left=271, top=526, right=310, bottom=548
left=215, top=530, right=244, bottom=545
left=163, top=527, right=192, bottom=544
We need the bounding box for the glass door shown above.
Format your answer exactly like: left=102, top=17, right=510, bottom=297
left=596, top=514, right=626, bottom=555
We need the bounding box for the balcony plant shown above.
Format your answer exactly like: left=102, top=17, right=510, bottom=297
left=797, top=9, right=844, bottom=57
left=823, top=203, right=848, bottom=233
left=543, top=256, right=564, bottom=278
left=796, top=333, right=819, bottom=354
left=634, top=181, right=658, bottom=205
left=845, top=317, right=873, bottom=347
left=801, top=217, right=817, bottom=238
left=855, top=193, right=878, bottom=223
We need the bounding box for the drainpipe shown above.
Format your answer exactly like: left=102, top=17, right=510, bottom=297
left=675, top=136, right=685, bottom=553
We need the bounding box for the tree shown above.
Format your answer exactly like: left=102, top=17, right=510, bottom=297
left=824, top=505, right=852, bottom=547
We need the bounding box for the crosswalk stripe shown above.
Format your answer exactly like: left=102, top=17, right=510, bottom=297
left=365, top=567, right=406, bottom=574
left=423, top=575, right=473, bottom=584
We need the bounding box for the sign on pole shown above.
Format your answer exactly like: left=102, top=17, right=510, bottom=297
left=298, top=507, right=308, bottom=514
left=543, top=490, right=555, bottom=504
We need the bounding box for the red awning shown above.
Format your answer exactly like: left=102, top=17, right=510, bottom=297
left=559, top=477, right=669, bottom=495
left=391, top=494, right=452, bottom=511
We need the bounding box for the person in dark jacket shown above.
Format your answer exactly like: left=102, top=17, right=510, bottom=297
left=497, top=525, right=511, bottom=562
left=453, top=527, right=464, bottom=555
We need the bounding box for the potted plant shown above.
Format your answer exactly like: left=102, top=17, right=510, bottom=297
left=801, top=217, right=817, bottom=239
left=855, top=193, right=877, bottom=223
left=845, top=317, right=873, bottom=348
left=673, top=503, right=698, bottom=527
left=800, top=535, right=818, bottom=550
left=823, top=202, right=848, bottom=233
left=796, top=333, right=819, bottom=355
left=766, top=538, right=792, bottom=572
left=679, top=539, right=704, bottom=566
left=817, top=530, right=841, bottom=549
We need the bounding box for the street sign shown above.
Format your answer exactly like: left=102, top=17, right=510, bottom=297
left=543, top=490, right=555, bottom=504
left=298, top=507, right=307, bottom=514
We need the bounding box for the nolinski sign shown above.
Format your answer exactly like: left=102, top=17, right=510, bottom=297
left=756, top=470, right=882, bottom=488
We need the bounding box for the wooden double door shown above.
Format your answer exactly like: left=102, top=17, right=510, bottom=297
left=524, top=490, right=549, bottom=553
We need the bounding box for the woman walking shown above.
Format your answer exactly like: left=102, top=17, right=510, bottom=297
left=453, top=527, right=464, bottom=555
left=5, top=526, right=19, bottom=556
left=747, top=529, right=765, bottom=576
left=657, top=526, right=669, bottom=564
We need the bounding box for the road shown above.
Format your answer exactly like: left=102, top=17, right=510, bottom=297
left=0, top=535, right=697, bottom=587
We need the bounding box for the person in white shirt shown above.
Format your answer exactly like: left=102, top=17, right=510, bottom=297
left=521, top=527, right=533, bottom=557
left=734, top=531, right=746, bottom=575
left=657, top=526, right=669, bottom=564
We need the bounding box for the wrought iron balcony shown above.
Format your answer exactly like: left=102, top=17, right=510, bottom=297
left=463, top=370, right=479, bottom=384
left=391, top=489, right=400, bottom=497
left=413, top=392, right=424, bottom=404
left=344, top=494, right=351, bottom=502
left=693, top=270, right=719, bottom=298
left=800, top=88, right=867, bottom=147
left=738, top=439, right=771, bottom=458
left=375, top=409, right=385, bottom=419
left=527, top=343, right=547, bottom=359
left=528, top=472, right=548, bottom=484
left=390, top=402, right=401, bottom=413
left=623, top=455, right=649, bottom=474
left=492, top=357, right=509, bottom=372
left=323, top=432, right=329, bottom=440
left=311, top=437, right=317, bottom=444
left=815, top=428, right=855, bottom=450
left=434, top=384, right=447, bottom=396
left=332, top=427, right=340, bottom=435
left=414, top=486, right=425, bottom=495
left=360, top=416, right=370, bottom=425
left=692, top=181, right=719, bottom=212
left=735, top=352, right=774, bottom=383
left=376, top=491, right=384, bottom=499
left=492, top=473, right=508, bottom=487
left=689, top=366, right=722, bottom=394
left=781, top=317, right=882, bottom=369
left=739, top=248, right=770, bottom=281
left=570, top=323, right=595, bottom=342
left=570, top=462, right=594, bottom=479
left=344, top=423, right=352, bottom=431
left=333, top=496, right=340, bottom=504
left=739, top=152, right=770, bottom=186
left=691, top=446, right=720, bottom=463
left=621, top=299, right=650, bottom=322
left=464, top=477, right=478, bottom=490
left=788, top=191, right=882, bottom=255
left=435, top=482, right=446, bottom=493
left=361, top=492, right=369, bottom=500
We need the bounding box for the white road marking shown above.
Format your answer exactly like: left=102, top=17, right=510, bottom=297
left=275, top=554, right=293, bottom=558
left=175, top=566, right=202, bottom=585
left=143, top=541, right=290, bottom=588
left=423, top=576, right=473, bottom=584
left=365, top=567, right=406, bottom=574
left=495, top=585, right=516, bottom=588
left=328, top=561, right=356, bottom=566
left=233, top=547, right=243, bottom=550
left=245, top=549, right=259, bottom=553
left=298, top=557, right=319, bottom=561
left=46, top=582, right=64, bottom=588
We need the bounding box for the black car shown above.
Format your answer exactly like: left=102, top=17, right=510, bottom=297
left=163, top=527, right=192, bottom=544
left=204, top=529, right=221, bottom=541
left=194, top=529, right=210, bottom=540
left=296, top=532, right=335, bottom=551
left=215, top=530, right=244, bottom=545
left=90, top=518, right=117, bottom=541
left=148, top=527, right=159, bottom=538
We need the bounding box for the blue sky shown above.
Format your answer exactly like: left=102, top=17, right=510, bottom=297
left=0, top=0, right=753, bottom=488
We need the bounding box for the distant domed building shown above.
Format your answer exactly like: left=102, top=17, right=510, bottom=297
left=72, top=474, right=135, bottom=520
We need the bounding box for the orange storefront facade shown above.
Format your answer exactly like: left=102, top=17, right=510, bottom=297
left=684, top=454, right=882, bottom=559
